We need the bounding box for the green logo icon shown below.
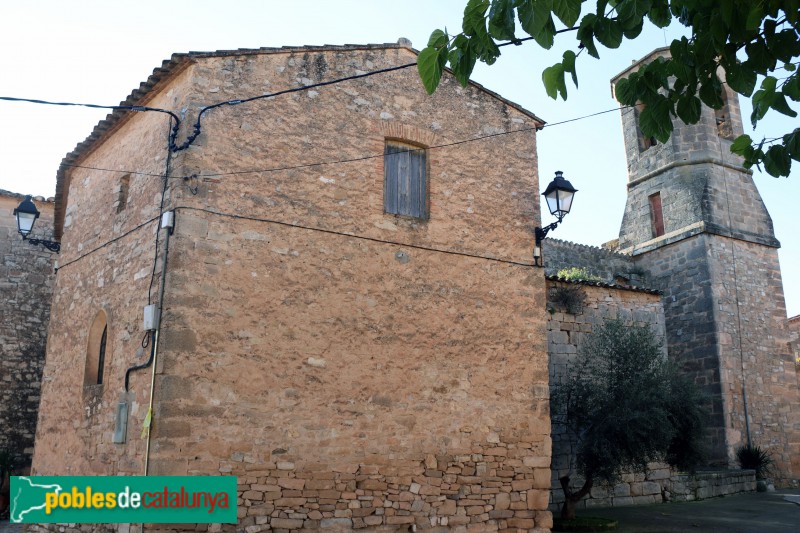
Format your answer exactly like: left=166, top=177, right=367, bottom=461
left=10, top=476, right=237, bottom=524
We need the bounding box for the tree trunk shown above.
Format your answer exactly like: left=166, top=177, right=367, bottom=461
left=559, top=474, right=594, bottom=521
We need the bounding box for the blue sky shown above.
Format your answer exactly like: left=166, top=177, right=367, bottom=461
left=1, top=0, right=797, bottom=316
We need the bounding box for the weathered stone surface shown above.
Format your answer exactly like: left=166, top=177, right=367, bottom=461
left=30, top=42, right=551, bottom=532
left=0, top=192, right=55, bottom=471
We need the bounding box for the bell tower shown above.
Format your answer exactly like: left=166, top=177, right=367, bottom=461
left=612, top=48, right=799, bottom=477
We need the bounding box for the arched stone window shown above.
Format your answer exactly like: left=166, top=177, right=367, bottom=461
left=715, top=89, right=735, bottom=140
left=115, top=174, right=130, bottom=213
left=85, top=311, right=109, bottom=386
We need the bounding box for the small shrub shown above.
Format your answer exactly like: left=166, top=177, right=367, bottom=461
left=557, top=267, right=604, bottom=283
left=736, top=444, right=774, bottom=479
left=550, top=285, right=586, bottom=314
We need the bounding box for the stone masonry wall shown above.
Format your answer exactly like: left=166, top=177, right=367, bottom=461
left=32, top=43, right=553, bottom=532
left=543, top=239, right=635, bottom=283
left=148, top=45, right=550, bottom=532
left=546, top=280, right=666, bottom=511
left=631, top=235, right=728, bottom=463
left=705, top=237, right=800, bottom=479
left=0, top=191, right=55, bottom=470
left=789, top=316, right=800, bottom=371
left=633, top=234, right=800, bottom=479
left=31, top=63, right=179, bottom=478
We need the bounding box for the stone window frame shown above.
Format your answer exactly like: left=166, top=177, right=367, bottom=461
left=648, top=192, right=665, bottom=238
left=383, top=139, right=429, bottom=220
left=84, top=310, right=110, bottom=389
left=114, top=174, right=131, bottom=214
left=715, top=88, right=735, bottom=141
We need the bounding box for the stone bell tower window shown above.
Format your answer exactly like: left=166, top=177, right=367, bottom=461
left=649, top=192, right=665, bottom=238
left=715, top=90, right=735, bottom=140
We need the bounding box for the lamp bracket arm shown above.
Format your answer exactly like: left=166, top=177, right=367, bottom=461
left=535, top=220, right=561, bottom=244
left=26, top=238, right=61, bottom=253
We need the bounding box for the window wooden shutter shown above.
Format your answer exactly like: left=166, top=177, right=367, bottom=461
left=384, top=141, right=427, bottom=219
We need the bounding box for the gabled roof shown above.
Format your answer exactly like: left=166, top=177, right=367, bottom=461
left=53, top=40, right=545, bottom=239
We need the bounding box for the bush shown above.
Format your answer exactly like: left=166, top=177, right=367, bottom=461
left=736, top=444, right=774, bottom=479
left=556, top=267, right=604, bottom=283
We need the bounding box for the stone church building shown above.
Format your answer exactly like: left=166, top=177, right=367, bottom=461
left=28, top=41, right=554, bottom=531
left=6, top=42, right=798, bottom=531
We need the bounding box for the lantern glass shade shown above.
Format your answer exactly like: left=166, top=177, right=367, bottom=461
left=14, top=195, right=40, bottom=237
left=542, top=171, right=577, bottom=220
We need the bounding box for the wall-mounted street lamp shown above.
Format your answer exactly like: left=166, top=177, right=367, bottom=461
left=533, top=171, right=577, bottom=266
left=13, top=195, right=60, bottom=253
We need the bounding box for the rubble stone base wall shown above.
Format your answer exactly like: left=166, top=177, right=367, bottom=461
left=0, top=192, right=55, bottom=470
left=550, top=467, right=756, bottom=512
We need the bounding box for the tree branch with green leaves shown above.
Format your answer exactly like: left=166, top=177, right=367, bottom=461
left=419, top=0, right=800, bottom=177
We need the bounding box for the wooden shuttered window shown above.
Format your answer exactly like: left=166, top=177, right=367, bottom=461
left=384, top=141, right=427, bottom=219
left=649, top=192, right=665, bottom=238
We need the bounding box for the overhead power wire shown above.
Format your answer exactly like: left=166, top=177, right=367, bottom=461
left=185, top=105, right=626, bottom=179
left=170, top=62, right=418, bottom=152
left=55, top=105, right=626, bottom=181
left=55, top=215, right=161, bottom=272
left=175, top=206, right=535, bottom=268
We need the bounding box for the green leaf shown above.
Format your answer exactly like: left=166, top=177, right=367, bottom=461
left=614, top=77, right=638, bottom=105
left=639, top=97, right=674, bottom=143
left=448, top=37, right=478, bottom=86
left=785, top=62, right=797, bottom=72
left=417, top=46, right=446, bottom=94
left=463, top=0, right=490, bottom=36
left=594, top=17, right=623, bottom=49
left=770, top=93, right=798, bottom=117
left=622, top=18, right=645, bottom=39
left=488, top=0, right=516, bottom=41
left=552, top=0, right=581, bottom=28
left=784, top=129, right=800, bottom=161
left=427, top=29, right=448, bottom=48
left=518, top=0, right=549, bottom=35
left=724, top=62, right=757, bottom=97
left=676, top=95, right=702, bottom=124
left=617, top=0, right=652, bottom=27
left=743, top=39, right=774, bottom=75
left=699, top=77, right=724, bottom=109
left=763, top=145, right=792, bottom=177
left=562, top=49, right=578, bottom=87
left=767, top=29, right=800, bottom=63
left=647, top=0, right=671, bottom=27
left=542, top=62, right=567, bottom=100
left=745, top=6, right=764, bottom=31
left=730, top=134, right=753, bottom=156
left=785, top=76, right=800, bottom=101
left=577, top=14, right=600, bottom=58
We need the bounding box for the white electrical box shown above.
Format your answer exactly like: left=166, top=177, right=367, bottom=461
left=143, top=304, right=160, bottom=331
left=161, top=210, right=175, bottom=229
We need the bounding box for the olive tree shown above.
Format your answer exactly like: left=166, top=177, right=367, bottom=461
left=551, top=319, right=705, bottom=520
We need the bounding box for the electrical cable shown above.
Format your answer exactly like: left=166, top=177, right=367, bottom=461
left=179, top=105, right=626, bottom=179
left=148, top=119, right=176, bottom=305
left=61, top=163, right=167, bottom=178
left=173, top=205, right=535, bottom=268
left=55, top=215, right=161, bottom=271
left=169, top=62, right=418, bottom=152
left=61, top=105, right=625, bottom=182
